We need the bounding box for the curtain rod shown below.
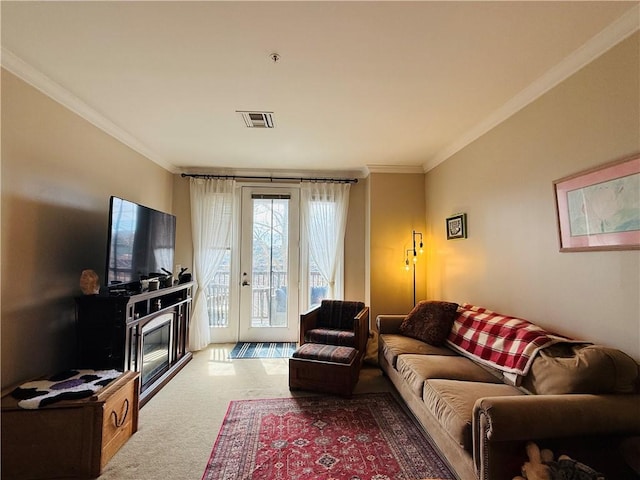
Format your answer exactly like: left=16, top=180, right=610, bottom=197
left=181, top=173, right=358, bottom=184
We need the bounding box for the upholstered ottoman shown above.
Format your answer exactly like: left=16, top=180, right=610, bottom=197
left=289, top=344, right=359, bottom=397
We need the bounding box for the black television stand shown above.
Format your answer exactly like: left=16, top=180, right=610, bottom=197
left=75, top=282, right=194, bottom=407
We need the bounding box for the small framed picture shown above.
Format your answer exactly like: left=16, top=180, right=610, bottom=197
left=446, top=213, right=467, bottom=240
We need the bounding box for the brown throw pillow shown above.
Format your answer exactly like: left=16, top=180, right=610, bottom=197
left=400, top=300, right=459, bottom=345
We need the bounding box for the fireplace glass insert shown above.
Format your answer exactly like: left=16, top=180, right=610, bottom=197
left=138, top=313, right=174, bottom=390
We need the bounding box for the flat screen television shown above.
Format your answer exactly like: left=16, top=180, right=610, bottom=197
left=105, top=196, right=176, bottom=291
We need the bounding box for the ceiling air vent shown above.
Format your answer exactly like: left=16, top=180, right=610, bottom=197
left=237, top=111, right=275, bottom=128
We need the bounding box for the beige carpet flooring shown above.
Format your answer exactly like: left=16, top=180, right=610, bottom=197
left=98, top=343, right=393, bottom=480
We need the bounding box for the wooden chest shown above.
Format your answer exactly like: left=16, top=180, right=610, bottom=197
left=1, top=371, right=139, bottom=479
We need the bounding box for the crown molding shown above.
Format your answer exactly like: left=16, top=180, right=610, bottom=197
left=1, top=48, right=178, bottom=173
left=424, top=5, right=640, bottom=172
left=365, top=164, right=425, bottom=175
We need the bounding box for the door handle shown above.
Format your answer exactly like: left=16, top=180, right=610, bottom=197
left=241, top=273, right=250, bottom=287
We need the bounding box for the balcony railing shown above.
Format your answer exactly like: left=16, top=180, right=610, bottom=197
left=206, top=271, right=327, bottom=327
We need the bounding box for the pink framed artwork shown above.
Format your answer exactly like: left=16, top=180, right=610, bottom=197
left=553, top=154, right=640, bottom=252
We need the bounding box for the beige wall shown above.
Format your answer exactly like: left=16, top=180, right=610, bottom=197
left=172, top=174, right=193, bottom=274
left=344, top=179, right=367, bottom=301
left=425, top=33, right=640, bottom=360
left=368, top=172, right=426, bottom=323
left=1, top=70, right=175, bottom=387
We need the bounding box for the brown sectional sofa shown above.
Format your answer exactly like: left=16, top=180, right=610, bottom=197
left=377, top=312, right=640, bottom=480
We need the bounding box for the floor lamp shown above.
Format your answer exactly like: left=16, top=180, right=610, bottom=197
left=404, top=230, right=423, bottom=306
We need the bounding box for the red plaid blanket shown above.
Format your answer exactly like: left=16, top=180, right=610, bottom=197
left=447, top=304, right=577, bottom=376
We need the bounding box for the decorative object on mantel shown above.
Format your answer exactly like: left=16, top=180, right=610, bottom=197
left=178, top=267, right=191, bottom=284
left=553, top=153, right=639, bottom=252
left=404, top=230, right=424, bottom=306
left=160, top=268, right=173, bottom=287
left=11, top=369, right=121, bottom=409
left=79, top=269, right=100, bottom=295
left=446, top=213, right=467, bottom=240
left=148, top=278, right=159, bottom=291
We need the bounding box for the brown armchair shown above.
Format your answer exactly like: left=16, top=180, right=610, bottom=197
left=299, top=300, right=369, bottom=359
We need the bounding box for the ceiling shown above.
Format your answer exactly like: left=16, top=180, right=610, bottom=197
left=2, top=1, right=638, bottom=177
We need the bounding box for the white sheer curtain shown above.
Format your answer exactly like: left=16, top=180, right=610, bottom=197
left=189, top=178, right=235, bottom=351
left=301, top=182, right=351, bottom=299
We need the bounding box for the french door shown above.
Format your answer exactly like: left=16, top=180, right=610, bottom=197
left=238, top=187, right=299, bottom=342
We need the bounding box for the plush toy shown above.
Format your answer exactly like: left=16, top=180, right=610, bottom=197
left=513, top=442, right=605, bottom=480
left=513, top=442, right=553, bottom=480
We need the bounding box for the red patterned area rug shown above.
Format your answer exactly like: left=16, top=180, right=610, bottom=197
left=202, top=392, right=455, bottom=480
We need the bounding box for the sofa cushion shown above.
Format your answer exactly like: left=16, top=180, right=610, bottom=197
left=400, top=300, right=459, bottom=345
left=396, top=354, right=502, bottom=398
left=305, top=328, right=356, bottom=347
left=522, top=343, right=640, bottom=395
left=292, top=343, right=357, bottom=364
left=379, top=333, right=457, bottom=368
left=422, top=379, right=523, bottom=453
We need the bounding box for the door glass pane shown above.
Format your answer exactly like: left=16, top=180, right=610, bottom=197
left=252, top=197, right=288, bottom=327
left=207, top=249, right=231, bottom=327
